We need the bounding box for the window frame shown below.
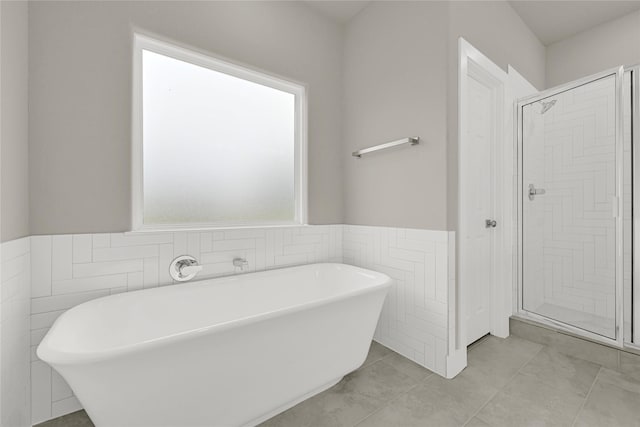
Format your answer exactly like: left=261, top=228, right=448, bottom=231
left=131, top=33, right=308, bottom=232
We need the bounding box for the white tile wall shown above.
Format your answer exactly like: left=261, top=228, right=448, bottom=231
left=1, top=237, right=31, bottom=427
left=342, top=225, right=453, bottom=377
left=29, top=225, right=343, bottom=424
left=4, top=224, right=456, bottom=424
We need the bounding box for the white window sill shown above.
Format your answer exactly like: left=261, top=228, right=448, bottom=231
left=125, top=223, right=310, bottom=235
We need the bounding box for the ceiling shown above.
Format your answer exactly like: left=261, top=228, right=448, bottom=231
left=303, top=1, right=371, bottom=23
left=303, top=1, right=640, bottom=46
left=509, top=0, right=640, bottom=45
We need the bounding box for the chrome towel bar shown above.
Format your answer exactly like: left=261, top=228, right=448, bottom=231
left=352, top=137, right=420, bottom=158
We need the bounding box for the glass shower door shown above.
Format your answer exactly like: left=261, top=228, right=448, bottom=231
left=521, top=70, right=623, bottom=340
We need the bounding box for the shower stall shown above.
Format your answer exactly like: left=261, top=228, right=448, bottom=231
left=516, top=65, right=639, bottom=349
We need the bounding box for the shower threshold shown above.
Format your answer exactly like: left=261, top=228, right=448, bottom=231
left=529, top=302, right=616, bottom=339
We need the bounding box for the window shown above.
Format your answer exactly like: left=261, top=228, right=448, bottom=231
left=132, top=34, right=307, bottom=230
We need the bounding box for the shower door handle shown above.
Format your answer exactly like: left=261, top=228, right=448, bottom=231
left=528, top=184, right=546, bottom=201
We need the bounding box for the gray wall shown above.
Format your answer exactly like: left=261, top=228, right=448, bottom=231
left=1, top=1, right=29, bottom=242
left=343, top=1, right=449, bottom=230
left=343, top=1, right=546, bottom=230
left=28, top=1, right=344, bottom=235
left=13, top=1, right=640, bottom=237
left=546, top=10, right=640, bottom=88
left=29, top=1, right=634, bottom=235
left=448, top=1, right=546, bottom=90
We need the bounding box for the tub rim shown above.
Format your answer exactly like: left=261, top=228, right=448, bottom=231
left=37, top=263, right=391, bottom=366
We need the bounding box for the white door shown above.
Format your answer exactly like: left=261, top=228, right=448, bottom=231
left=459, top=39, right=538, bottom=349
left=463, top=68, right=496, bottom=345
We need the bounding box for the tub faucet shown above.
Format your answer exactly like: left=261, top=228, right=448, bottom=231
left=233, top=257, right=248, bottom=271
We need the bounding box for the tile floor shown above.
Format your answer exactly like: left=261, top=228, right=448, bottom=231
left=37, top=335, right=640, bottom=427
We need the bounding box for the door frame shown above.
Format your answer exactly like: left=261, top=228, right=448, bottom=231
left=458, top=38, right=511, bottom=349
left=515, top=67, right=626, bottom=348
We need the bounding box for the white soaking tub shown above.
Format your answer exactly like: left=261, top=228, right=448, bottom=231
left=37, top=263, right=391, bottom=427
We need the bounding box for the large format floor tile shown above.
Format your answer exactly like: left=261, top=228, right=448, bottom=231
left=356, top=368, right=499, bottom=426
left=518, top=347, right=601, bottom=397
left=476, top=372, right=586, bottom=426
left=34, top=410, right=93, bottom=427
left=618, top=350, right=640, bottom=383
left=263, top=344, right=428, bottom=427
left=574, top=368, right=640, bottom=427
left=36, top=335, right=640, bottom=427
left=465, top=416, right=492, bottom=427
left=510, top=318, right=620, bottom=369
left=465, top=335, right=543, bottom=387
left=259, top=379, right=383, bottom=427
left=361, top=341, right=393, bottom=368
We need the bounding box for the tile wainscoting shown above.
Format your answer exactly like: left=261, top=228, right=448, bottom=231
left=1, top=237, right=32, bottom=427
left=343, top=225, right=456, bottom=377
left=2, top=224, right=459, bottom=425
left=28, top=225, right=343, bottom=424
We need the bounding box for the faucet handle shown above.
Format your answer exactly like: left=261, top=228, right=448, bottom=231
left=233, top=257, right=249, bottom=270
left=180, top=264, right=203, bottom=276
left=170, top=255, right=203, bottom=282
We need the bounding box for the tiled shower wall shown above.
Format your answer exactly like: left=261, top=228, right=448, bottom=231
left=521, top=76, right=617, bottom=326
left=2, top=224, right=455, bottom=425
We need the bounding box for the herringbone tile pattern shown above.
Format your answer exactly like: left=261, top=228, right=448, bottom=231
left=522, top=76, right=617, bottom=337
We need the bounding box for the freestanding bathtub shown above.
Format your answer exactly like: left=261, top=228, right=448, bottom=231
left=37, top=263, right=391, bottom=427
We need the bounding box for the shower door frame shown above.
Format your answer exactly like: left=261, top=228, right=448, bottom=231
left=515, top=67, right=626, bottom=348
left=630, top=64, right=640, bottom=348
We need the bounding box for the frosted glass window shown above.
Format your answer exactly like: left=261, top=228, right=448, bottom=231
left=133, top=36, right=305, bottom=229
